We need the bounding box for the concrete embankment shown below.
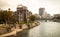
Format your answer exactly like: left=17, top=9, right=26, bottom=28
left=0, top=21, right=40, bottom=37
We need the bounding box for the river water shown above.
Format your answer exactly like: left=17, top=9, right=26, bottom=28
left=17, top=21, right=60, bottom=37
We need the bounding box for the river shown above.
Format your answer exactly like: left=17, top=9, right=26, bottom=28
left=17, top=21, right=60, bottom=37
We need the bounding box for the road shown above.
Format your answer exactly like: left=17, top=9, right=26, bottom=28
left=17, top=21, right=60, bottom=37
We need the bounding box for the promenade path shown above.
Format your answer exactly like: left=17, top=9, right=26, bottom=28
left=0, top=21, right=40, bottom=37
left=0, top=24, right=29, bottom=37
left=0, top=29, right=22, bottom=37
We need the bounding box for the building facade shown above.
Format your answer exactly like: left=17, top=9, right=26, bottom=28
left=15, top=5, right=28, bottom=23
left=15, top=5, right=32, bottom=23
left=26, top=11, right=32, bottom=22
left=39, top=8, right=45, bottom=17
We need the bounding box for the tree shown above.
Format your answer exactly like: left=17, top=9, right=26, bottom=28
left=0, top=11, right=4, bottom=23
left=29, top=15, right=36, bottom=22
left=0, top=10, right=16, bottom=24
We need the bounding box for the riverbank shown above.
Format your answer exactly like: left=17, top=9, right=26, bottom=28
left=0, top=21, right=40, bottom=37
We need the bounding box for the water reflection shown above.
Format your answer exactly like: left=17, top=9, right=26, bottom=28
left=39, top=21, right=60, bottom=37
left=17, top=30, right=29, bottom=37
left=17, top=21, right=60, bottom=37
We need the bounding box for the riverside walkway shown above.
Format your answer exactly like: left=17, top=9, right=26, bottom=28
left=0, top=21, right=40, bottom=37
left=0, top=29, right=22, bottom=37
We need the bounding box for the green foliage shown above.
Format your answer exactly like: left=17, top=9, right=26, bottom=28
left=53, top=15, right=60, bottom=19
left=19, top=22, right=25, bottom=24
left=29, top=15, right=36, bottom=22
left=0, top=10, right=16, bottom=24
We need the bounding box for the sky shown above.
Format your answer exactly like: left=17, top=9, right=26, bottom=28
left=0, top=0, right=60, bottom=15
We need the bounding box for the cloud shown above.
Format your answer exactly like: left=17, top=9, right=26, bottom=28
left=0, top=0, right=9, bottom=8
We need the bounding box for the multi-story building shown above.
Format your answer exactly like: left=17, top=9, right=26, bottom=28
left=15, top=5, right=28, bottom=23
left=27, top=11, right=32, bottom=22
left=39, top=8, right=45, bottom=17
left=42, top=12, right=51, bottom=20
left=14, top=5, right=33, bottom=23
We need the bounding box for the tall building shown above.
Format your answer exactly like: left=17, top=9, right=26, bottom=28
left=42, top=12, right=51, bottom=19
left=39, top=8, right=45, bottom=17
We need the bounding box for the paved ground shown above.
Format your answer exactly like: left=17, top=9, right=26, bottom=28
left=0, top=21, right=40, bottom=37
left=0, top=29, right=22, bottom=37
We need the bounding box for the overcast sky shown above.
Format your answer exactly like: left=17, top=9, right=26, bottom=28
left=0, top=0, right=60, bottom=15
